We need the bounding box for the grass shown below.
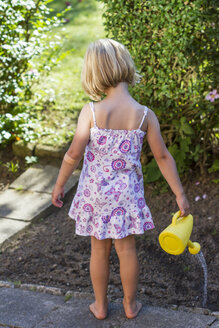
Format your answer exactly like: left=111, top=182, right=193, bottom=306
left=64, top=294, right=73, bottom=302
left=13, top=280, right=22, bottom=288
left=183, top=266, right=190, bottom=272
left=30, top=0, right=105, bottom=146
left=211, top=229, right=217, bottom=236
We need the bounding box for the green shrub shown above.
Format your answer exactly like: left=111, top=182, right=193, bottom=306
left=0, top=0, right=71, bottom=145
left=0, top=111, right=38, bottom=145
left=98, top=0, right=219, bottom=180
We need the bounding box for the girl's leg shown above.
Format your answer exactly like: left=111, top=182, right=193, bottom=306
left=114, top=235, right=142, bottom=319
left=89, top=236, right=112, bottom=319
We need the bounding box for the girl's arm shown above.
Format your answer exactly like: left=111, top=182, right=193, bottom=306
left=52, top=103, right=91, bottom=208
left=146, top=109, right=190, bottom=216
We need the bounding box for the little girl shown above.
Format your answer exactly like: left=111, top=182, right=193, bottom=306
left=52, top=38, right=190, bottom=320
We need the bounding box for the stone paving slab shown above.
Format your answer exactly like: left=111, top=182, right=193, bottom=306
left=10, top=165, right=80, bottom=194
left=0, top=188, right=52, bottom=221
left=12, top=140, right=71, bottom=160
left=12, top=140, right=35, bottom=158
left=36, top=298, right=126, bottom=328
left=0, top=287, right=66, bottom=328
left=35, top=143, right=69, bottom=159
left=0, top=165, right=80, bottom=248
left=0, top=218, right=30, bottom=246
left=0, top=287, right=217, bottom=328
left=120, top=305, right=216, bottom=328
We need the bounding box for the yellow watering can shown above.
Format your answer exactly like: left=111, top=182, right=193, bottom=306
left=159, top=211, right=201, bottom=255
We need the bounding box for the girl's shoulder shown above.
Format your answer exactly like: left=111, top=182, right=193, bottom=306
left=144, top=108, right=161, bottom=136
left=79, top=102, right=93, bottom=118
left=76, top=103, right=93, bottom=129
left=146, top=107, right=158, bottom=123
left=136, top=105, right=155, bottom=132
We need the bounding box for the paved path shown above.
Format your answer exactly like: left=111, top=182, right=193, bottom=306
left=0, top=164, right=80, bottom=250
left=0, top=285, right=218, bottom=328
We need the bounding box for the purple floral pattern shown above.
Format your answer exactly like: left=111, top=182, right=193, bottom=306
left=138, top=197, right=145, bottom=209
left=119, top=140, right=131, bottom=153
left=68, top=105, right=155, bottom=240
left=83, top=203, right=93, bottom=212
left=101, top=215, right=111, bottom=223
left=112, top=159, right=126, bottom=170
left=97, top=136, right=107, bottom=145
left=134, top=183, right=140, bottom=192
left=86, top=225, right=93, bottom=233
left=143, top=222, right=154, bottom=230
left=111, top=207, right=126, bottom=216
left=84, top=189, right=90, bottom=197
left=87, top=151, right=95, bottom=162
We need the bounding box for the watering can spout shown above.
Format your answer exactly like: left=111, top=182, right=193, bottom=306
left=187, top=240, right=201, bottom=255
left=159, top=211, right=201, bottom=255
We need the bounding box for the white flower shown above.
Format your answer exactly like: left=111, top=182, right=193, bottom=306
left=11, top=0, right=36, bottom=10
left=2, top=131, right=11, bottom=139
left=2, top=44, right=12, bottom=50
left=5, top=113, right=13, bottom=119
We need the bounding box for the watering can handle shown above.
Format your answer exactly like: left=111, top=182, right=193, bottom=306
left=172, top=211, right=181, bottom=226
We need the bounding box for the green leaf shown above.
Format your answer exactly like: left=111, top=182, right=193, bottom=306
left=180, top=117, right=194, bottom=135
left=168, top=144, right=187, bottom=173
left=143, top=159, right=162, bottom=183
left=208, top=160, right=219, bottom=173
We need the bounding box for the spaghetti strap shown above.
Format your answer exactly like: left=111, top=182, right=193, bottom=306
left=139, top=106, right=148, bottom=129
left=89, top=102, right=96, bottom=128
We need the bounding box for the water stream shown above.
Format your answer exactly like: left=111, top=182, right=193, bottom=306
left=194, top=251, right=208, bottom=307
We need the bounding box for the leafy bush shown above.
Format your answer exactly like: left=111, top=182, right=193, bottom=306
left=0, top=0, right=71, bottom=145
left=98, top=0, right=219, bottom=180
left=0, top=111, right=38, bottom=145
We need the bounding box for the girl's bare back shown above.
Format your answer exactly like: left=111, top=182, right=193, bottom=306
left=93, top=96, right=148, bottom=132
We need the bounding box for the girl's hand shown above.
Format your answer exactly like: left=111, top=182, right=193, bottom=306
left=176, top=193, right=190, bottom=217
left=52, top=184, right=65, bottom=208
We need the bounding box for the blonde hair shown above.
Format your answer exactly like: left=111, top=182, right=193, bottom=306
left=81, top=38, right=141, bottom=101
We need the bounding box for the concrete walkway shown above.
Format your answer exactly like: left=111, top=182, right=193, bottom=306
left=0, top=164, right=80, bottom=250
left=0, top=165, right=219, bottom=327
left=0, top=284, right=218, bottom=328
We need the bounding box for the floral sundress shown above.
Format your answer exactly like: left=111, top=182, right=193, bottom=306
left=68, top=102, right=155, bottom=239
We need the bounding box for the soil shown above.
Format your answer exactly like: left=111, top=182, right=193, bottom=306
left=0, top=144, right=218, bottom=311
left=0, top=144, right=27, bottom=193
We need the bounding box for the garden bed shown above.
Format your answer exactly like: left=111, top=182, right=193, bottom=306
left=0, top=144, right=27, bottom=193
left=0, top=167, right=218, bottom=311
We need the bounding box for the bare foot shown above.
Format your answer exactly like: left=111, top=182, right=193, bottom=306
left=89, top=301, right=108, bottom=320
left=123, top=299, right=142, bottom=319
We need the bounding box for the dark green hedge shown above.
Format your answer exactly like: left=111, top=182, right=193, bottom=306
left=97, top=0, right=218, bottom=181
